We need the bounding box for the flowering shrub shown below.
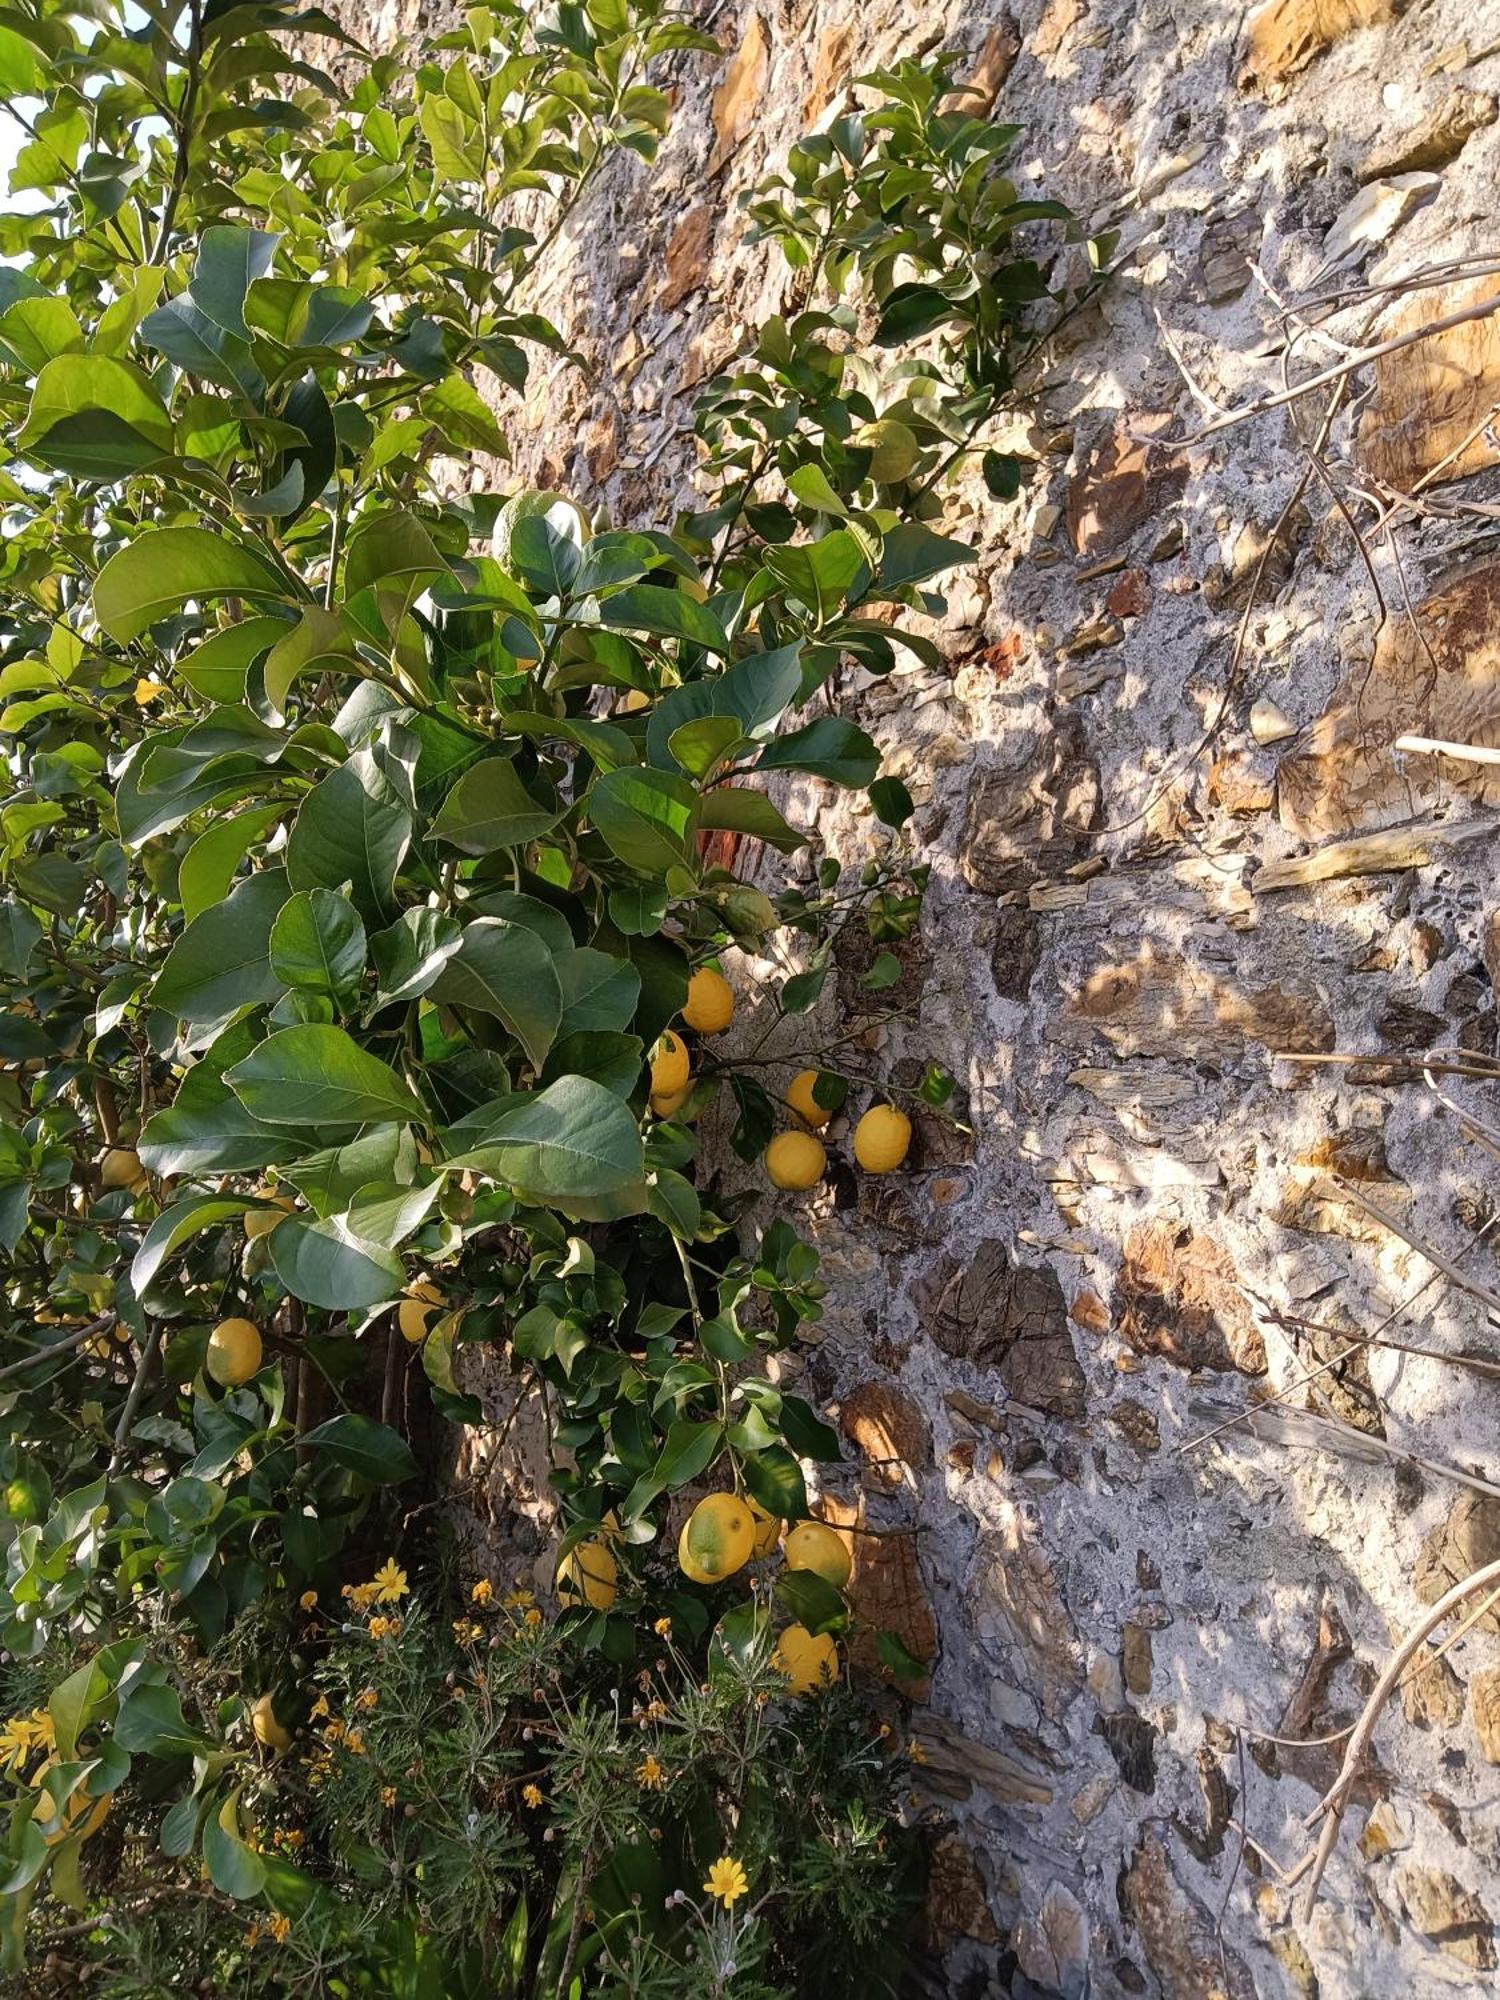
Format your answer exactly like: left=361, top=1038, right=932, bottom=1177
left=4, top=1565, right=917, bottom=1994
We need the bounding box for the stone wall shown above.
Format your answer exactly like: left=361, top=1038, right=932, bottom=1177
left=345, top=0, right=1500, bottom=1989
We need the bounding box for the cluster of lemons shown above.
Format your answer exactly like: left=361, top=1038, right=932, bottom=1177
left=650, top=966, right=913, bottom=1191
left=557, top=1493, right=847, bottom=1698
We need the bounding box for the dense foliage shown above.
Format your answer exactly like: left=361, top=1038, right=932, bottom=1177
left=0, top=0, right=1102, bottom=1987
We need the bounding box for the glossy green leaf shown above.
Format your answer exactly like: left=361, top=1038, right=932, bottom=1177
left=225, top=1025, right=426, bottom=1127
left=268, top=1213, right=403, bottom=1309
left=269, top=889, right=367, bottom=1000
left=131, top=1195, right=253, bottom=1295
left=756, top=718, right=879, bottom=787
left=18, top=355, right=173, bottom=478
left=286, top=747, right=411, bottom=923
left=446, top=1075, right=644, bottom=1199
left=430, top=757, right=562, bottom=855
left=152, top=868, right=291, bottom=1023
left=432, top=920, right=561, bottom=1070
left=369, top=908, right=463, bottom=1008
left=300, top=1413, right=418, bottom=1483
left=588, top=767, right=697, bottom=874
left=93, top=528, right=285, bottom=643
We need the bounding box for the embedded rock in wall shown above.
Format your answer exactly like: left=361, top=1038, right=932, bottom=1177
left=1356, top=275, right=1500, bottom=491
left=1279, top=563, right=1500, bottom=837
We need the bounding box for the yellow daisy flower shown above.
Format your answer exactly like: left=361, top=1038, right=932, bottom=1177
left=470, top=1579, right=493, bottom=1605
left=521, top=1783, right=544, bottom=1809
left=635, top=1754, right=666, bottom=1790
left=703, top=1855, right=749, bottom=1908
left=371, top=1559, right=408, bottom=1604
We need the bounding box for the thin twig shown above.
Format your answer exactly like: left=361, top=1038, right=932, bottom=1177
left=1172, top=291, right=1500, bottom=447
left=108, top=1320, right=164, bottom=1475
left=1294, top=1559, right=1500, bottom=1917
left=0, top=1314, right=114, bottom=1385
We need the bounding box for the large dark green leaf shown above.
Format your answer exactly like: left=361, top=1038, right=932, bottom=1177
left=554, top=947, right=641, bottom=1036
left=300, top=1413, right=418, bottom=1483
left=17, top=355, right=173, bottom=478
left=269, top=889, right=366, bottom=1001
left=113, top=1682, right=212, bottom=1758
left=369, top=908, right=462, bottom=1008
left=131, top=1195, right=252, bottom=1295
left=152, top=867, right=291, bottom=1023
left=268, top=1213, right=403, bottom=1309
left=93, top=528, right=285, bottom=642
left=430, top=757, right=562, bottom=855
left=191, top=225, right=279, bottom=339
left=696, top=786, right=803, bottom=852
left=869, top=522, right=974, bottom=596
left=139, top=1062, right=305, bottom=1178
left=593, top=584, right=730, bottom=655
left=286, top=746, right=411, bottom=922
left=225, top=1025, right=426, bottom=1127
left=431, top=920, right=561, bottom=1070
left=446, top=1075, right=644, bottom=1199
left=588, top=768, right=697, bottom=874
left=756, top=718, right=878, bottom=787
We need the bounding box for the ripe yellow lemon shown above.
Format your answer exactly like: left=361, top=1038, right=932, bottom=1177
left=773, top=1623, right=839, bottom=1696
left=677, top=1493, right=755, bottom=1584
left=243, top=1192, right=294, bottom=1240
left=747, top=1497, right=782, bottom=1560
left=649, top=1030, right=691, bottom=1099
left=251, top=1693, right=292, bottom=1752
left=852, top=1105, right=912, bottom=1174
left=765, top=1131, right=826, bottom=1191
left=683, top=966, right=734, bottom=1035
left=783, top=1520, right=852, bottom=1589
left=206, top=1317, right=262, bottom=1387
left=99, top=1147, right=145, bottom=1192
left=398, top=1297, right=440, bottom=1343
left=557, top=1538, right=618, bottom=1611
left=785, top=1070, right=835, bottom=1129
left=853, top=417, right=920, bottom=483
left=651, top=1084, right=691, bottom=1119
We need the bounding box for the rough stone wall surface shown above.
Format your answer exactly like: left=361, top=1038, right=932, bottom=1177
left=348, top=0, right=1500, bottom=1990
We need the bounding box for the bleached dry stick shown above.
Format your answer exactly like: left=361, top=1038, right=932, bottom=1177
left=1295, top=1560, right=1500, bottom=1918
left=1394, top=734, right=1500, bottom=767
left=1172, top=290, right=1500, bottom=446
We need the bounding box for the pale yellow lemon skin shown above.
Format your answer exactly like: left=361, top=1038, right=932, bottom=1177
left=243, top=1193, right=294, bottom=1241
left=747, top=1498, right=782, bottom=1560
left=649, top=1031, right=691, bottom=1099
left=251, top=1693, right=291, bottom=1752
left=650, top=1084, right=691, bottom=1119
left=853, top=417, right=920, bottom=483
left=852, top=1105, right=912, bottom=1174
left=773, top=1623, right=839, bottom=1695
left=99, top=1147, right=146, bottom=1192
left=682, top=967, right=734, bottom=1035
left=398, top=1298, right=437, bottom=1343
left=557, top=1538, right=618, bottom=1611
left=206, top=1317, right=262, bottom=1387
left=677, top=1493, right=755, bottom=1584
left=783, top=1520, right=852, bottom=1589
left=785, top=1070, right=834, bottom=1129
left=765, top=1131, right=826, bottom=1191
